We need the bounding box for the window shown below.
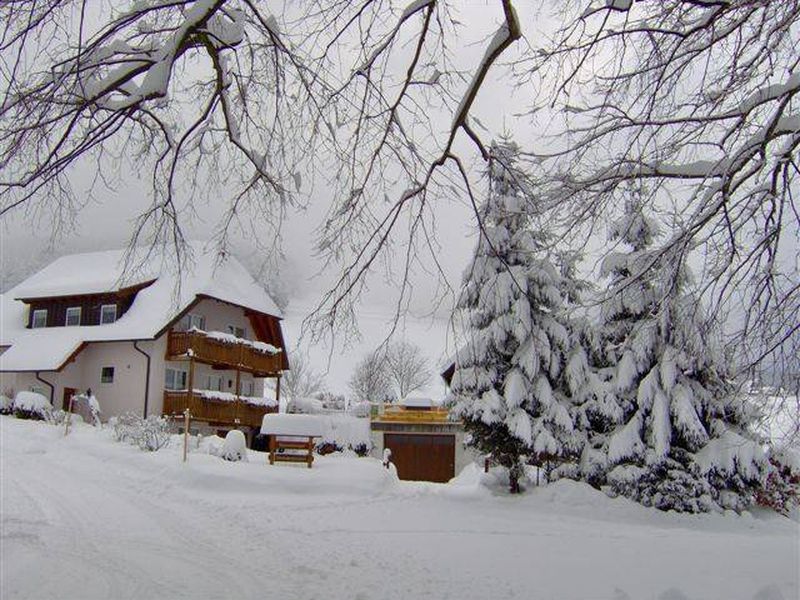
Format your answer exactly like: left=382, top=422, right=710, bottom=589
left=29, top=385, right=47, bottom=397
left=101, top=366, right=115, bottom=383
left=227, top=325, right=246, bottom=339
left=100, top=304, right=117, bottom=324
left=65, top=306, right=81, bottom=326
left=205, top=375, right=223, bottom=392
left=240, top=380, right=254, bottom=396
left=31, top=309, right=47, bottom=328
left=178, top=313, right=205, bottom=331
left=165, top=368, right=188, bottom=391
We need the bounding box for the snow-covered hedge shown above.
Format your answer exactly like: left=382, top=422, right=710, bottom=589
left=318, top=415, right=372, bottom=456
left=13, top=391, right=52, bottom=420
left=0, top=394, right=13, bottom=415
left=111, top=412, right=170, bottom=452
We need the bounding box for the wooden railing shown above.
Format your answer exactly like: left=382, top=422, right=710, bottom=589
left=163, top=390, right=277, bottom=428
left=374, top=406, right=453, bottom=423
left=166, top=330, right=282, bottom=375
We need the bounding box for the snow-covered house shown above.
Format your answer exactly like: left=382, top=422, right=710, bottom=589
left=0, top=245, right=288, bottom=441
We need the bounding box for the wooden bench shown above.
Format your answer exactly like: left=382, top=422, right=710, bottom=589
left=261, top=414, right=324, bottom=469
left=268, top=435, right=317, bottom=468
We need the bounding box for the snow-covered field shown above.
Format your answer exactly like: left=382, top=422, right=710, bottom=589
left=1, top=417, right=797, bottom=600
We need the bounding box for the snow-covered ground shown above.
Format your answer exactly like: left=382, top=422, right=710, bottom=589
left=1, top=417, right=797, bottom=600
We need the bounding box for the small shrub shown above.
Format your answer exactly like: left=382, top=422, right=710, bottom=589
left=755, top=455, right=800, bottom=516
left=48, top=410, right=84, bottom=427
left=316, top=441, right=341, bottom=455
left=112, top=411, right=170, bottom=452
left=0, top=394, right=13, bottom=415
left=351, top=443, right=370, bottom=457
left=219, top=430, right=248, bottom=462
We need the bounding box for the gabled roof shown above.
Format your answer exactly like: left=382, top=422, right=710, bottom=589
left=0, top=243, right=282, bottom=372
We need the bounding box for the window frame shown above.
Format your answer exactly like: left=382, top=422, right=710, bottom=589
left=65, top=306, right=82, bottom=326
left=165, top=367, right=189, bottom=391
left=205, top=374, right=223, bottom=392
left=100, top=304, right=117, bottom=324
left=31, top=309, right=48, bottom=328
left=226, top=324, right=246, bottom=339
left=100, top=366, right=115, bottom=384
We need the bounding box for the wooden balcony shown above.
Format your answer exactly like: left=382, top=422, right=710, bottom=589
left=163, top=390, right=277, bottom=428
left=373, top=405, right=453, bottom=424
left=166, top=330, right=282, bottom=376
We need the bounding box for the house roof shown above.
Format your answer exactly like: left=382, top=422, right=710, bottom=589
left=0, top=243, right=282, bottom=372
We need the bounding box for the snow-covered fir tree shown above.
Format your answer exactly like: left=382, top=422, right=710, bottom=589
left=597, top=200, right=768, bottom=512
left=449, top=139, right=578, bottom=493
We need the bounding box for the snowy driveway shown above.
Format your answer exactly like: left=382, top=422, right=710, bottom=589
left=1, top=417, right=797, bottom=600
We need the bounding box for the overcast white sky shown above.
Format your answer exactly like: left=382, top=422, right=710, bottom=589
left=0, top=2, right=565, bottom=397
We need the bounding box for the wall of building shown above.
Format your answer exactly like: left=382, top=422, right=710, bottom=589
left=185, top=298, right=255, bottom=340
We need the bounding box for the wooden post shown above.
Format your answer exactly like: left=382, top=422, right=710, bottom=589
left=268, top=435, right=276, bottom=465
left=64, top=394, right=75, bottom=437
left=235, top=343, right=243, bottom=425
left=187, top=356, right=195, bottom=410
left=275, top=374, right=281, bottom=410
left=183, top=409, right=191, bottom=463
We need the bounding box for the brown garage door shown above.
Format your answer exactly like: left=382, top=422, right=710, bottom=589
left=384, top=433, right=455, bottom=483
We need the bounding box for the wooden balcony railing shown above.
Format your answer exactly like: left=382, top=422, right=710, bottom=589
left=166, top=330, right=283, bottom=376
left=373, top=406, right=453, bottom=423
left=163, top=390, right=277, bottom=428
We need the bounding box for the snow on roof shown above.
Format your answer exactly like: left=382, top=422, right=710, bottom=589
left=401, top=396, right=434, bottom=408
left=0, top=242, right=282, bottom=372
left=260, top=413, right=325, bottom=437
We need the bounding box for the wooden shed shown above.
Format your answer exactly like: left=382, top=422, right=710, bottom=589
left=370, top=399, right=465, bottom=483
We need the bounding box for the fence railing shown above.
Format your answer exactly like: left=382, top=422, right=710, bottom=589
left=166, top=330, right=282, bottom=375
left=163, top=390, right=277, bottom=427
left=373, top=406, right=453, bottom=423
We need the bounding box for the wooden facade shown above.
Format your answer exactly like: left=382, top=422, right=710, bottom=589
left=19, top=280, right=155, bottom=328
left=162, top=390, right=277, bottom=427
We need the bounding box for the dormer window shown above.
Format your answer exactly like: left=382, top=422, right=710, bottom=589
left=65, top=306, right=81, bottom=326
left=31, top=309, right=47, bottom=328
left=100, top=304, right=117, bottom=324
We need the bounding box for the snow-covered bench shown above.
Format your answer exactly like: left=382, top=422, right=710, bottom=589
left=260, top=414, right=324, bottom=468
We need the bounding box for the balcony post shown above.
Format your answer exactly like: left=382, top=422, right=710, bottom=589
left=235, top=342, right=243, bottom=425
left=187, top=355, right=195, bottom=411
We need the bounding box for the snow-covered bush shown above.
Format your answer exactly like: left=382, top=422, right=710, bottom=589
left=347, top=401, right=371, bottom=418
left=318, top=415, right=372, bottom=456
left=755, top=450, right=800, bottom=516
left=608, top=458, right=716, bottom=513
left=287, top=396, right=324, bottom=414
left=13, top=391, right=52, bottom=420
left=111, top=412, right=170, bottom=451
left=219, top=430, right=248, bottom=462
left=0, top=394, right=13, bottom=415
left=48, top=409, right=84, bottom=427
